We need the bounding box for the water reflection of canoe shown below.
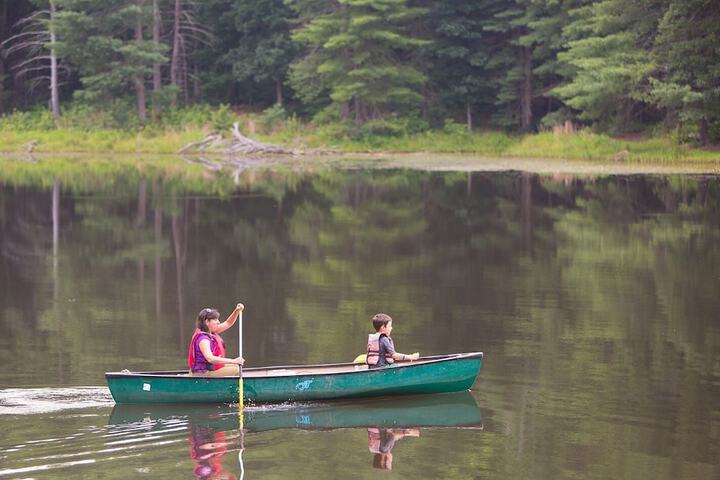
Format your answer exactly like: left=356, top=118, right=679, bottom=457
left=108, top=392, right=483, bottom=432
left=105, top=352, right=483, bottom=404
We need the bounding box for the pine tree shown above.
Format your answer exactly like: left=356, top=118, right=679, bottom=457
left=289, top=0, right=429, bottom=123
left=224, top=0, right=297, bottom=107
left=2, top=0, right=64, bottom=118
left=650, top=0, right=720, bottom=144
left=473, top=0, right=525, bottom=130
left=553, top=0, right=662, bottom=131
left=54, top=0, right=167, bottom=123
left=421, top=0, right=490, bottom=131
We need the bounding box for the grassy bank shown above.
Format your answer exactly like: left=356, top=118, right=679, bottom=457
left=0, top=107, right=718, bottom=163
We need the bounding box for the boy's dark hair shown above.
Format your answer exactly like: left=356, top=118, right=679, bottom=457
left=372, top=453, right=391, bottom=470
left=197, top=307, right=220, bottom=332
left=372, top=313, right=393, bottom=332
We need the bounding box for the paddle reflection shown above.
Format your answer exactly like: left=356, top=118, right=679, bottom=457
left=108, top=392, right=482, bottom=475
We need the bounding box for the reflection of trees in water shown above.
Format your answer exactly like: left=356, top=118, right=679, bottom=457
left=0, top=182, right=70, bottom=351
left=0, top=184, right=64, bottom=285
left=1, top=169, right=718, bottom=390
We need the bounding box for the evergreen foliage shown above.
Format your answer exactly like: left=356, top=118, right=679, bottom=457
left=553, top=0, right=660, bottom=131
left=0, top=0, right=717, bottom=143
left=650, top=0, right=720, bottom=144
left=53, top=0, right=166, bottom=122
left=421, top=0, right=490, bottom=130
left=289, top=0, right=429, bottom=122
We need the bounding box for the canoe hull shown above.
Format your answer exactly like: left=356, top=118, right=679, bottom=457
left=105, top=353, right=483, bottom=404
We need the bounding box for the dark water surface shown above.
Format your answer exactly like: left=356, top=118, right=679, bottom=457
left=1, top=158, right=719, bottom=478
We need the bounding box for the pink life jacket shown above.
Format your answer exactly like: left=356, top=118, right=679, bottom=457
left=367, top=428, right=381, bottom=453
left=187, top=328, right=226, bottom=371
left=366, top=333, right=395, bottom=366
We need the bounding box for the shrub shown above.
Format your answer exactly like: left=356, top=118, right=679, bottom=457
left=0, top=108, right=55, bottom=131
left=210, top=104, right=236, bottom=132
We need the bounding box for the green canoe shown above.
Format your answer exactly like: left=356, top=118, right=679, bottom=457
left=108, top=391, right=483, bottom=431
left=105, top=352, right=483, bottom=404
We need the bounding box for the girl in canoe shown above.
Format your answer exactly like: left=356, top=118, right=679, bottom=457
left=188, top=304, right=245, bottom=376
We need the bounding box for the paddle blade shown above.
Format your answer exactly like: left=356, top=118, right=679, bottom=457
left=353, top=354, right=367, bottom=364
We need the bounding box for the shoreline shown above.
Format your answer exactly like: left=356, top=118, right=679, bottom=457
left=2, top=151, right=719, bottom=176
left=1, top=125, right=720, bottom=165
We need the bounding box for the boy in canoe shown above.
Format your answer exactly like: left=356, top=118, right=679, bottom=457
left=366, top=313, right=419, bottom=368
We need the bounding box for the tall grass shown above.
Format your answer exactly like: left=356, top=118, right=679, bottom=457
left=0, top=105, right=718, bottom=163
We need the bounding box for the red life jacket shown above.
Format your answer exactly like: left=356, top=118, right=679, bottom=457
left=367, top=428, right=381, bottom=453
left=366, top=333, right=394, bottom=366
left=187, top=328, right=226, bottom=371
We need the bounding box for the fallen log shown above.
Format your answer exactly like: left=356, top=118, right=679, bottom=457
left=227, top=123, right=297, bottom=155
left=177, top=134, right=223, bottom=154
left=176, top=123, right=336, bottom=156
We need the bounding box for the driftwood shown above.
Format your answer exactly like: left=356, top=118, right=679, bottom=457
left=226, top=122, right=296, bottom=155
left=177, top=134, right=222, bottom=154
left=176, top=122, right=335, bottom=156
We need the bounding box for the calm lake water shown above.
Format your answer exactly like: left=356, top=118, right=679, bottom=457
left=0, top=156, right=719, bottom=479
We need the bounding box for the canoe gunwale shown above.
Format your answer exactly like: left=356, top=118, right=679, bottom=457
left=105, top=352, right=483, bottom=379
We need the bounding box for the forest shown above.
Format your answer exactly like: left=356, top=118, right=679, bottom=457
left=0, top=0, right=718, bottom=145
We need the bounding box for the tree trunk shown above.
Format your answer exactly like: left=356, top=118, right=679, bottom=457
left=136, top=179, right=147, bottom=227
left=699, top=116, right=709, bottom=146
left=340, top=101, right=350, bottom=120
left=153, top=183, right=163, bottom=332
left=275, top=77, right=283, bottom=106
left=466, top=102, right=473, bottom=133
left=0, top=0, right=7, bottom=114
left=170, top=0, right=182, bottom=107
left=49, top=0, right=60, bottom=120
left=520, top=46, right=532, bottom=132
left=192, top=64, right=200, bottom=103
left=520, top=172, right=532, bottom=249
left=135, top=1, right=147, bottom=124
left=152, top=0, right=162, bottom=121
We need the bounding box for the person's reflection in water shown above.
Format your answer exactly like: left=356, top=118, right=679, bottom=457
left=189, top=423, right=241, bottom=480
left=367, top=428, right=420, bottom=471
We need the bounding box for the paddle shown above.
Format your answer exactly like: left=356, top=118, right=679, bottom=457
left=238, top=307, right=244, bottom=411
left=237, top=305, right=245, bottom=480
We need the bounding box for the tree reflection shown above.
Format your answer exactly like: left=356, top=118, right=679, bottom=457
left=1, top=159, right=719, bottom=476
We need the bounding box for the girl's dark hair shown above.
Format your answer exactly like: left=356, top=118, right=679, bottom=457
left=197, top=308, right=220, bottom=332
left=372, top=313, right=393, bottom=331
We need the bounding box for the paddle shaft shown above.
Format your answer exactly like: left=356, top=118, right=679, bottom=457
left=238, top=309, right=244, bottom=410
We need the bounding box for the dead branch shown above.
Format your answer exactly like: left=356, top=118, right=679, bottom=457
left=177, top=133, right=222, bottom=154
left=176, top=123, right=337, bottom=156
left=226, top=122, right=296, bottom=155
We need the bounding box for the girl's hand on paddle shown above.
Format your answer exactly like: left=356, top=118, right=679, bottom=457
left=409, top=352, right=420, bottom=361
left=235, top=303, right=244, bottom=312
left=231, top=356, right=245, bottom=365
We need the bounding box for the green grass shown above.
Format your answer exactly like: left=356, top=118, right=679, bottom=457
left=0, top=109, right=718, bottom=163
left=0, top=127, right=209, bottom=154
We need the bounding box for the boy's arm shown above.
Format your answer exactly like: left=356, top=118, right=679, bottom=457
left=392, top=352, right=420, bottom=361
left=383, top=338, right=419, bottom=361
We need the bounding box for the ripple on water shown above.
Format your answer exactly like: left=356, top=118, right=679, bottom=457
left=0, top=387, right=114, bottom=415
